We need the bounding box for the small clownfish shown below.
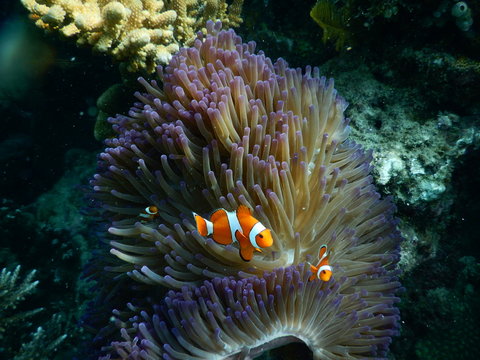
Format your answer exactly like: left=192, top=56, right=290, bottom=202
left=308, top=245, right=333, bottom=282
left=139, top=205, right=159, bottom=220
left=193, top=205, right=273, bottom=261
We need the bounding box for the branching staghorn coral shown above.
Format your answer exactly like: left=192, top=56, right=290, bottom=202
left=12, top=314, right=68, bottom=360
left=0, top=266, right=67, bottom=358
left=88, top=21, right=401, bottom=359
left=21, top=0, right=244, bottom=72
left=0, top=266, right=42, bottom=337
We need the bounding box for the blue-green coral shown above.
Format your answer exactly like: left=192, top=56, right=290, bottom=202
left=0, top=265, right=42, bottom=338
left=0, top=266, right=67, bottom=359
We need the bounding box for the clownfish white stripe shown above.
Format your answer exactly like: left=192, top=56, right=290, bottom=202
left=317, top=265, right=333, bottom=279
left=145, top=207, right=156, bottom=215
left=226, top=210, right=242, bottom=243
left=249, top=222, right=266, bottom=248
left=205, top=219, right=214, bottom=235
left=317, top=253, right=328, bottom=264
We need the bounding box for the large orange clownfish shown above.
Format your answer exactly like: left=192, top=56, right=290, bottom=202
left=308, top=244, right=333, bottom=282
left=193, top=205, right=273, bottom=261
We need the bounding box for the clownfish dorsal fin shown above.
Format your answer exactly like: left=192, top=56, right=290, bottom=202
left=237, top=204, right=252, bottom=217
left=210, top=208, right=226, bottom=223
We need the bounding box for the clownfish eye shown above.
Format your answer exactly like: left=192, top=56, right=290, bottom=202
left=259, top=234, right=263, bottom=238
left=321, top=270, right=326, bottom=274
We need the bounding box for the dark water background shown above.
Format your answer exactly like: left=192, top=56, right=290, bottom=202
left=0, top=0, right=479, bottom=359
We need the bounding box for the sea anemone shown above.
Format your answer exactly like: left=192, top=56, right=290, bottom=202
left=88, top=21, right=402, bottom=359
left=107, top=265, right=399, bottom=359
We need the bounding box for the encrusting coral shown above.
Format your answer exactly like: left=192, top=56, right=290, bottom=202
left=20, top=0, right=244, bottom=72
left=87, top=21, right=402, bottom=359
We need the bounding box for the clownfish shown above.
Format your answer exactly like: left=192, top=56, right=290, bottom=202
left=193, top=205, right=273, bottom=261
left=139, top=205, right=159, bottom=220
left=308, top=245, right=333, bottom=282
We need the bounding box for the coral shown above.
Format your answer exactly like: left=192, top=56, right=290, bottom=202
left=95, top=83, right=133, bottom=141
left=0, top=266, right=67, bottom=358
left=0, top=150, right=98, bottom=358
left=394, top=47, right=480, bottom=110
left=173, top=0, right=243, bottom=43
left=21, top=0, right=244, bottom=72
left=320, top=61, right=480, bottom=210
left=12, top=314, right=69, bottom=360
left=310, top=0, right=352, bottom=51
left=319, top=59, right=479, bottom=281
left=87, top=21, right=402, bottom=359
left=0, top=266, right=42, bottom=338
left=396, top=255, right=480, bottom=360
left=35, top=149, right=98, bottom=233
left=451, top=1, right=473, bottom=31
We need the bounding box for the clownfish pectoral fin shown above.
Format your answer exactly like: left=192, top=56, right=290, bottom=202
left=237, top=204, right=252, bottom=216
left=255, top=248, right=262, bottom=253
left=235, top=230, right=248, bottom=244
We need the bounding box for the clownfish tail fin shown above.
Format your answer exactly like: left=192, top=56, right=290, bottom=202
left=193, top=212, right=212, bottom=237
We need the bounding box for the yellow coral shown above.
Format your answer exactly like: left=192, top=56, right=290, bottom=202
left=310, top=0, right=351, bottom=51
left=21, top=0, right=244, bottom=72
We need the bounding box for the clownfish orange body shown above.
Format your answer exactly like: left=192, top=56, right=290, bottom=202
left=193, top=205, right=273, bottom=261
left=139, top=205, right=159, bottom=220
left=309, top=245, right=333, bottom=282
